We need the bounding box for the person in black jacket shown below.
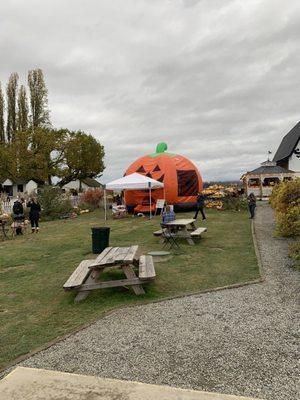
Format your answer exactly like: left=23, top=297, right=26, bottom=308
left=247, top=192, right=256, bottom=219
left=12, top=198, right=25, bottom=235
left=27, top=198, right=41, bottom=233
left=194, top=192, right=206, bottom=220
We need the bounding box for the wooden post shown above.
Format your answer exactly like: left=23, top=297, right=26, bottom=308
left=259, top=175, right=263, bottom=199
left=149, top=183, right=152, bottom=219
left=104, top=189, right=107, bottom=220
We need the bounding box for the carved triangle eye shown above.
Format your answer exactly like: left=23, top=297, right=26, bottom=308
left=157, top=174, right=164, bottom=182
left=153, top=165, right=161, bottom=172
left=137, top=166, right=146, bottom=173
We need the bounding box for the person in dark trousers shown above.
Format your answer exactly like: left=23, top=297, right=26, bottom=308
left=194, top=192, right=206, bottom=220
left=27, top=198, right=41, bottom=233
left=12, top=198, right=25, bottom=235
left=247, top=192, right=256, bottom=219
left=115, top=194, right=122, bottom=206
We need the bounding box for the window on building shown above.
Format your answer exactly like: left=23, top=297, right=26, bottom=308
left=248, top=178, right=260, bottom=187
left=263, top=177, right=280, bottom=187
left=17, top=184, right=24, bottom=192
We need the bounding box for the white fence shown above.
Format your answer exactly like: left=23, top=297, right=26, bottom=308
left=69, top=195, right=80, bottom=207
left=1, top=195, right=96, bottom=215
left=1, top=201, right=13, bottom=214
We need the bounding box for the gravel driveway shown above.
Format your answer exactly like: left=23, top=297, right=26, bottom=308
left=7, top=204, right=300, bottom=399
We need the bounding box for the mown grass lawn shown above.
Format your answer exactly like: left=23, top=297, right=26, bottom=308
left=0, top=209, right=259, bottom=369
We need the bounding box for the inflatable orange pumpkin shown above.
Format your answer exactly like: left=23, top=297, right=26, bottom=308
left=124, top=142, right=203, bottom=211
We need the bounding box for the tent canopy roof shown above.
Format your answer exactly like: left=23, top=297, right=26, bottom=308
left=105, top=173, right=164, bottom=190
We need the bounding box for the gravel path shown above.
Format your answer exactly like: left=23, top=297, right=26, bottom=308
left=7, top=204, right=300, bottom=399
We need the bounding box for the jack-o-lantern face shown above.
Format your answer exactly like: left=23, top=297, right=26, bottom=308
left=124, top=142, right=203, bottom=207
left=136, top=164, right=165, bottom=183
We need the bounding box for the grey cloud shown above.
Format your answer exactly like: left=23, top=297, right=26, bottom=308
left=0, top=0, right=299, bottom=182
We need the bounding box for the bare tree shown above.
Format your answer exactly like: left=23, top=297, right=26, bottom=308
left=6, top=72, right=19, bottom=141
left=0, top=83, right=5, bottom=142
left=17, top=85, right=28, bottom=132
left=28, top=69, right=50, bottom=129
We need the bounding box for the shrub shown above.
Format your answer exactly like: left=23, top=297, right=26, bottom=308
left=269, top=178, right=300, bottom=237
left=289, top=240, right=300, bottom=260
left=80, top=188, right=103, bottom=209
left=77, top=202, right=95, bottom=212
left=288, top=240, right=300, bottom=271
left=222, top=195, right=248, bottom=211
left=38, top=186, right=73, bottom=220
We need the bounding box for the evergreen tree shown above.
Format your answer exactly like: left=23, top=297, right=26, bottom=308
left=17, top=85, right=28, bottom=132
left=0, top=83, right=5, bottom=142
left=28, top=69, right=50, bottom=129
left=6, top=72, right=19, bottom=141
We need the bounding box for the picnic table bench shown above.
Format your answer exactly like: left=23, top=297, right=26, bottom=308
left=190, top=227, right=207, bottom=237
left=63, top=246, right=156, bottom=302
left=153, top=219, right=207, bottom=246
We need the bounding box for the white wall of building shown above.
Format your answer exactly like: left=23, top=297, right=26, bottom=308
left=63, top=180, right=95, bottom=191
left=13, top=185, right=18, bottom=197
left=63, top=180, right=81, bottom=191
left=2, top=179, right=13, bottom=186
left=1, top=179, right=38, bottom=197
left=289, top=139, right=300, bottom=176
left=25, top=180, right=38, bottom=194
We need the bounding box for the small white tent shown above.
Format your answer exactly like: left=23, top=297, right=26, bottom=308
left=104, top=173, right=164, bottom=219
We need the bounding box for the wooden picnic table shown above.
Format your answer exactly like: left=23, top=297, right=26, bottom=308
left=165, top=218, right=206, bottom=245
left=63, top=245, right=156, bottom=302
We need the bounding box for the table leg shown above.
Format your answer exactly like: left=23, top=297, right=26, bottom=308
left=75, top=269, right=102, bottom=302
left=183, top=227, right=195, bottom=245
left=190, top=222, right=197, bottom=230
left=122, top=264, right=145, bottom=295
left=186, top=237, right=195, bottom=245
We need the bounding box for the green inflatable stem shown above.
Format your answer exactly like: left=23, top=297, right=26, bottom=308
left=156, top=142, right=168, bottom=153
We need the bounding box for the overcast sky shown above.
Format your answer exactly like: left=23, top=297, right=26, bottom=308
left=1, top=0, right=299, bottom=182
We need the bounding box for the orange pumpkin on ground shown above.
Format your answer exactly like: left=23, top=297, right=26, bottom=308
left=124, top=142, right=203, bottom=212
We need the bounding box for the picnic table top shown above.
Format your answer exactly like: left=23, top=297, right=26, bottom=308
left=165, top=218, right=196, bottom=226
left=89, top=245, right=139, bottom=268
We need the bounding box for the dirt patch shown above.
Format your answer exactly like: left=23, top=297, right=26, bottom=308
left=0, top=265, right=34, bottom=274
left=208, top=247, right=225, bottom=251
left=6, top=292, right=17, bottom=298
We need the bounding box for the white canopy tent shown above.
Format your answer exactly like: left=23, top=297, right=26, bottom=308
left=104, top=173, right=164, bottom=220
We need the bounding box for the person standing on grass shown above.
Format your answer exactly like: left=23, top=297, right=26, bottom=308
left=194, top=192, right=206, bottom=220
left=27, top=197, right=41, bottom=233
left=247, top=192, right=256, bottom=219
left=12, top=197, right=25, bottom=235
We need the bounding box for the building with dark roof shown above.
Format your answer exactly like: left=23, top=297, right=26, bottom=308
left=241, top=122, right=299, bottom=199
left=62, top=178, right=103, bottom=192
left=273, top=121, right=300, bottom=175
left=0, top=178, right=39, bottom=197
left=241, top=160, right=295, bottom=199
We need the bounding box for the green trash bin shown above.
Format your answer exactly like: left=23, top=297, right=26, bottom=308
left=91, top=227, right=110, bottom=254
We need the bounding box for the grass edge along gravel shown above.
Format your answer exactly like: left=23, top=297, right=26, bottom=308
left=0, top=209, right=260, bottom=371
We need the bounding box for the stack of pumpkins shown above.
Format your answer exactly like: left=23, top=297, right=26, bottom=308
left=203, top=184, right=240, bottom=210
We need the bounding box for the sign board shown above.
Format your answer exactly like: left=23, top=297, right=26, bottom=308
left=156, top=199, right=165, bottom=209
left=155, top=199, right=165, bottom=215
